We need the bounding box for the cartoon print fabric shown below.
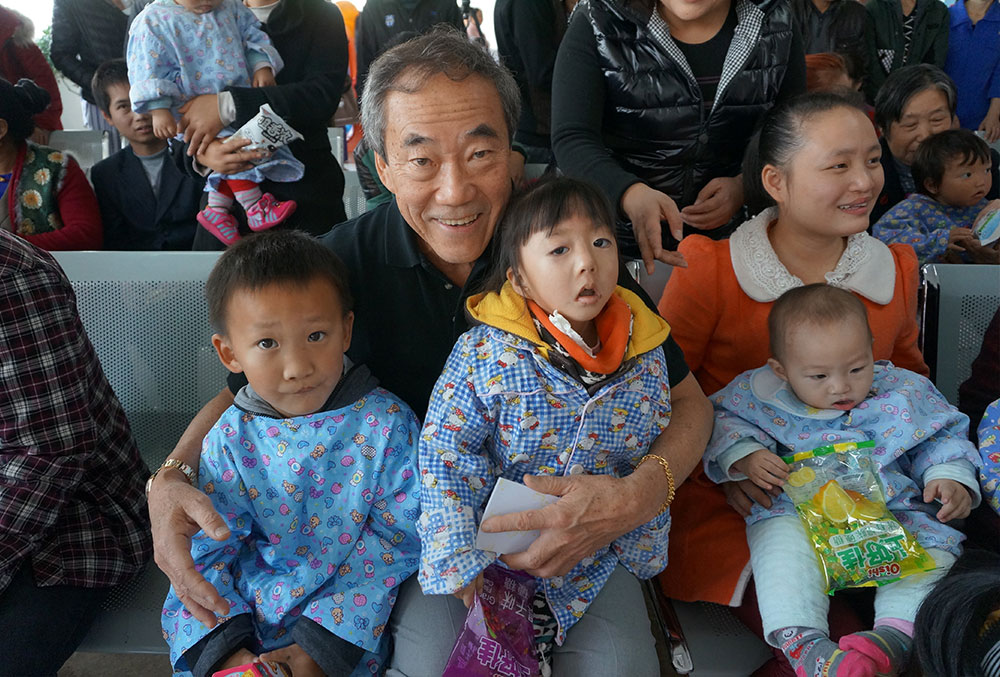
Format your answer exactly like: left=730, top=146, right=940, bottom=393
left=162, top=389, right=421, bottom=673
left=705, top=362, right=982, bottom=556
left=978, top=399, right=1000, bottom=514
left=418, top=318, right=673, bottom=644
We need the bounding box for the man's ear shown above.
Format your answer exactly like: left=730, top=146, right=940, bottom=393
left=212, top=333, right=243, bottom=374
left=767, top=357, right=789, bottom=382
left=373, top=150, right=395, bottom=194
left=100, top=109, right=113, bottom=125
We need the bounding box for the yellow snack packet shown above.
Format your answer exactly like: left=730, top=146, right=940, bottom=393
left=781, top=441, right=936, bottom=593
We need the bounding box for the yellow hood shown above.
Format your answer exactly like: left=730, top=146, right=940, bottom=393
left=466, top=282, right=671, bottom=359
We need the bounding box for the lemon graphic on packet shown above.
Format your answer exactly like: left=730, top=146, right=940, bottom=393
left=814, top=479, right=855, bottom=525
left=845, top=489, right=884, bottom=520
left=787, top=466, right=816, bottom=487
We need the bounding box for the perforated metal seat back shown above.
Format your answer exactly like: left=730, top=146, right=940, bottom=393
left=922, top=264, right=1000, bottom=405
left=343, top=168, right=367, bottom=220
left=53, top=252, right=227, bottom=470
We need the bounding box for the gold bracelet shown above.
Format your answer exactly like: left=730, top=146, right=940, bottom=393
left=145, top=458, right=197, bottom=496
left=638, top=454, right=675, bottom=515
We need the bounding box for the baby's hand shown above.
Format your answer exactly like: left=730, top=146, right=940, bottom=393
left=731, top=448, right=789, bottom=491
left=151, top=108, right=177, bottom=139
left=253, top=67, right=276, bottom=88
left=453, top=571, right=484, bottom=608
left=923, top=479, right=973, bottom=522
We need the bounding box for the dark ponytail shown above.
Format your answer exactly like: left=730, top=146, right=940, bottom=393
left=742, top=92, right=867, bottom=215
left=0, top=78, right=51, bottom=143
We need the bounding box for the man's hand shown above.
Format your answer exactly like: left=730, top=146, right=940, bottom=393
left=480, top=472, right=653, bottom=579
left=452, top=572, right=485, bottom=608
left=151, top=108, right=177, bottom=140
left=731, top=448, right=789, bottom=492
left=621, top=182, right=688, bottom=275
left=722, top=478, right=779, bottom=518
left=253, top=67, right=276, bottom=88
left=149, top=470, right=231, bottom=627
left=924, top=479, right=973, bottom=522
left=197, top=136, right=267, bottom=174
left=178, top=94, right=223, bottom=157
left=680, top=176, right=743, bottom=231
left=958, top=236, right=1000, bottom=264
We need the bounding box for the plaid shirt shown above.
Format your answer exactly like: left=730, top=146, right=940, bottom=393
left=0, top=231, right=151, bottom=592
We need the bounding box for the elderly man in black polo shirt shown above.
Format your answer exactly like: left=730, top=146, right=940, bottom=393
left=147, top=28, right=713, bottom=676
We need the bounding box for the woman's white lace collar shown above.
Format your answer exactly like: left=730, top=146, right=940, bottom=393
left=729, top=208, right=896, bottom=304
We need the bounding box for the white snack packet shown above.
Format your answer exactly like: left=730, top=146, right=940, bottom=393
left=224, top=104, right=303, bottom=163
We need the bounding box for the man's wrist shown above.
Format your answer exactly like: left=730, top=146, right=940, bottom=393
left=146, top=458, right=197, bottom=496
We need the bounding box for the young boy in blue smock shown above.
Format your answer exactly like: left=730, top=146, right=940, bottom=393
left=161, top=231, right=421, bottom=677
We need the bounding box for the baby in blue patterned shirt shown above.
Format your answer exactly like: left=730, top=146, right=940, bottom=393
left=873, top=129, right=999, bottom=264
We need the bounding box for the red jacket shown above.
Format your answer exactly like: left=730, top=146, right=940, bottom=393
left=0, top=8, right=63, bottom=132
left=7, top=142, right=102, bottom=250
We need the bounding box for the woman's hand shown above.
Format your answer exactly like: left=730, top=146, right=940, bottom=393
left=621, top=182, right=688, bottom=275
left=680, top=176, right=743, bottom=231
left=195, top=136, right=268, bottom=174
left=178, top=94, right=224, bottom=157
left=721, top=478, right=780, bottom=518
left=148, top=470, right=231, bottom=627
left=152, top=108, right=177, bottom=140
left=978, top=102, right=1000, bottom=144
left=253, top=67, right=277, bottom=88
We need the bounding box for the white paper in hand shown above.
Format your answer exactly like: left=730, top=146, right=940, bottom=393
left=475, top=477, right=560, bottom=555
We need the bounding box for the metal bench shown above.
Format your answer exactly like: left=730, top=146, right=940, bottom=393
left=53, top=251, right=225, bottom=655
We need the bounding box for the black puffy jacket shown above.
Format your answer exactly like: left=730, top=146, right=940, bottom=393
left=554, top=0, right=803, bottom=244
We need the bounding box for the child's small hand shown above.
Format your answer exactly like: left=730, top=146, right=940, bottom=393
left=453, top=571, right=484, bottom=608
left=151, top=108, right=177, bottom=139
left=923, top=478, right=973, bottom=522
left=253, top=67, right=276, bottom=88
left=731, top=448, right=789, bottom=491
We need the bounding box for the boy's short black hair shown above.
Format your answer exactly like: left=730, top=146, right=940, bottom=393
left=768, top=284, right=872, bottom=361
left=912, top=129, right=991, bottom=197
left=91, top=59, right=130, bottom=116
left=206, top=231, right=354, bottom=334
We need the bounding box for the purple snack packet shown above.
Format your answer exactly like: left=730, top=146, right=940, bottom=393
left=443, top=564, right=540, bottom=677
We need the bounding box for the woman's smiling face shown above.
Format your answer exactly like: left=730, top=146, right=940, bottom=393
left=765, top=107, right=885, bottom=240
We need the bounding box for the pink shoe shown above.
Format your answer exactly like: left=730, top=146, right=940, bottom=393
left=246, top=193, right=297, bottom=232
left=197, top=207, right=241, bottom=246
left=212, top=661, right=291, bottom=677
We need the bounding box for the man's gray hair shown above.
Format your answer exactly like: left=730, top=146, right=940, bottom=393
left=360, top=27, right=521, bottom=159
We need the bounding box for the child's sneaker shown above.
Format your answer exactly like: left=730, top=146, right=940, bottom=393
left=246, top=193, right=297, bottom=232
left=197, top=206, right=241, bottom=246
left=212, top=661, right=291, bottom=677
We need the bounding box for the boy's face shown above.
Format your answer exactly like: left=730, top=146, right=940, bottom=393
left=212, top=278, right=354, bottom=418
left=174, top=0, right=224, bottom=13
left=767, top=318, right=874, bottom=412
left=101, top=82, right=158, bottom=146
left=929, top=156, right=993, bottom=208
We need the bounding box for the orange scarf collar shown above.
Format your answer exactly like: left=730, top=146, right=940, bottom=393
left=527, top=295, right=631, bottom=374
